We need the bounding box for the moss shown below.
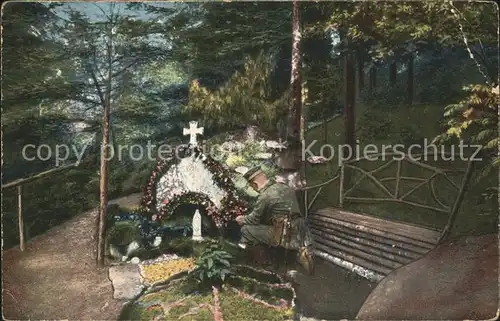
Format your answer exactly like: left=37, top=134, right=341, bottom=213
left=122, top=266, right=295, bottom=320
left=220, top=290, right=292, bottom=321
left=165, top=237, right=196, bottom=256
left=118, top=303, right=161, bottom=321
left=227, top=275, right=294, bottom=302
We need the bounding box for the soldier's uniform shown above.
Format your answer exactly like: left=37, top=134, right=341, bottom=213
left=239, top=169, right=313, bottom=256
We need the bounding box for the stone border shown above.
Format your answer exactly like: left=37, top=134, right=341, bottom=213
left=118, top=264, right=298, bottom=320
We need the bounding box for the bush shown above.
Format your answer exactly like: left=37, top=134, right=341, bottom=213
left=107, top=221, right=141, bottom=246
left=190, top=240, right=233, bottom=287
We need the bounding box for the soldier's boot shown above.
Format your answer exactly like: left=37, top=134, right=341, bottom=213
left=297, top=246, right=314, bottom=275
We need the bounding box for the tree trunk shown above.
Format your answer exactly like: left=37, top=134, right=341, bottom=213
left=285, top=0, right=303, bottom=189
left=369, top=65, right=377, bottom=90
left=407, top=53, right=414, bottom=104
left=344, top=53, right=356, bottom=158
left=357, top=51, right=364, bottom=90
left=97, top=97, right=110, bottom=268
left=96, top=34, right=113, bottom=268
left=289, top=0, right=302, bottom=140
left=389, top=61, right=397, bottom=86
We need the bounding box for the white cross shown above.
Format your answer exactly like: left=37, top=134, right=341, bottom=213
left=183, top=121, right=204, bottom=146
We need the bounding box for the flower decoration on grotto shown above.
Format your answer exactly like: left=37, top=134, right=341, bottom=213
left=140, top=144, right=249, bottom=228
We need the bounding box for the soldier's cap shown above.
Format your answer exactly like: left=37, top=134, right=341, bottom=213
left=243, top=165, right=265, bottom=181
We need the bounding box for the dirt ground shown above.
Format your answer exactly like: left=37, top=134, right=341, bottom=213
left=4, top=193, right=495, bottom=320
left=292, top=259, right=376, bottom=319
left=2, top=193, right=142, bottom=320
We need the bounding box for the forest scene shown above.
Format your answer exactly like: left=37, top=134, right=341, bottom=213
left=2, top=1, right=498, bottom=320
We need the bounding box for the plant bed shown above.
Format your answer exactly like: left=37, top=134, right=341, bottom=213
left=139, top=257, right=196, bottom=286
left=233, top=264, right=284, bottom=284
left=119, top=272, right=295, bottom=321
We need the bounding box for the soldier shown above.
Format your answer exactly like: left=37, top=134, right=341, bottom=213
left=234, top=165, right=315, bottom=275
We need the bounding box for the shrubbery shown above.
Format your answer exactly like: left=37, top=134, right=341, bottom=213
left=190, top=240, right=234, bottom=288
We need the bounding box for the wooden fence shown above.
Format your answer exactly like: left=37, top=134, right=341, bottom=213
left=1, top=162, right=81, bottom=251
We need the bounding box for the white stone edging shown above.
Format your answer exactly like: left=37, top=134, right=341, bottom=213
left=314, top=250, right=384, bottom=282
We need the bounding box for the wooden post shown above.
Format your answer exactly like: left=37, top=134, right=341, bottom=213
left=339, top=159, right=345, bottom=208
left=304, top=188, right=309, bottom=218
left=395, top=160, right=402, bottom=199
left=17, top=185, right=25, bottom=251
left=439, top=159, right=475, bottom=242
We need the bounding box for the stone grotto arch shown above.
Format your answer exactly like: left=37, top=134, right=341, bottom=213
left=141, top=145, right=248, bottom=230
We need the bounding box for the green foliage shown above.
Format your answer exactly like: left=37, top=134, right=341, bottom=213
left=190, top=241, right=233, bottom=286
left=360, top=81, right=409, bottom=108
left=186, top=53, right=290, bottom=134
left=107, top=221, right=141, bottom=246
left=435, top=84, right=499, bottom=178
left=358, top=106, right=426, bottom=146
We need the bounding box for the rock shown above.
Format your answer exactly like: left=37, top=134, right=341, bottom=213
left=265, top=140, right=286, bottom=150
left=108, top=264, right=144, bottom=300
left=125, top=241, right=141, bottom=257
left=235, top=166, right=249, bottom=175
left=130, top=257, right=141, bottom=264
left=254, top=152, right=273, bottom=159
left=109, top=244, right=122, bottom=260
left=356, top=234, right=498, bottom=320
left=244, top=126, right=260, bottom=141
left=152, top=236, right=162, bottom=247
left=307, top=156, right=329, bottom=164
left=221, top=141, right=244, bottom=152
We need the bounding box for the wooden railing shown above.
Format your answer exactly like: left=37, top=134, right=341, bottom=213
left=1, top=162, right=81, bottom=251
left=302, top=167, right=341, bottom=218
left=303, top=151, right=475, bottom=243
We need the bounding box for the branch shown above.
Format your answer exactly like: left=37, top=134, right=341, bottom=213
left=111, top=58, right=142, bottom=78
left=448, top=1, right=492, bottom=85
left=85, top=55, right=106, bottom=107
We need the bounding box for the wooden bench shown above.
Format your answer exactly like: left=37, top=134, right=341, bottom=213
left=302, top=152, right=475, bottom=281
left=309, top=208, right=440, bottom=281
